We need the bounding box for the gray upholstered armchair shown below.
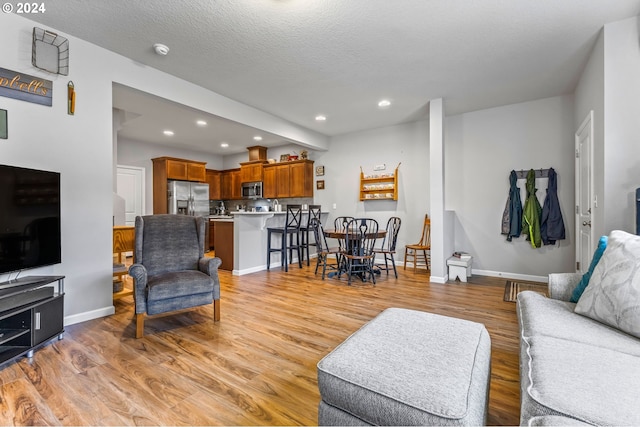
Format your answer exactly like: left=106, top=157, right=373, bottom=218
left=128, top=214, right=221, bottom=338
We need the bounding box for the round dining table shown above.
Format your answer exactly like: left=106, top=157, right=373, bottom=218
left=323, top=228, right=386, bottom=282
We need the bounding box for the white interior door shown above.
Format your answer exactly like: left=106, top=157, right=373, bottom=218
left=117, top=165, right=145, bottom=226
left=575, top=111, right=594, bottom=273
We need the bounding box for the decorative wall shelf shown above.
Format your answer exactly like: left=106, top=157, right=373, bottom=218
left=359, top=163, right=400, bottom=201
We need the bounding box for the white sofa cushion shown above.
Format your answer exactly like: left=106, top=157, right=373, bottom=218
left=575, top=230, right=640, bottom=338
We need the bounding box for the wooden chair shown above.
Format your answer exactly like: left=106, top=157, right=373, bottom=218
left=404, top=214, right=431, bottom=273
left=374, top=217, right=402, bottom=278
left=341, top=218, right=379, bottom=285
left=310, top=218, right=341, bottom=279
left=113, top=225, right=135, bottom=297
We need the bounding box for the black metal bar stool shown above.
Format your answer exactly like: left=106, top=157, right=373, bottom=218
left=267, top=204, right=303, bottom=272
left=300, top=205, right=322, bottom=266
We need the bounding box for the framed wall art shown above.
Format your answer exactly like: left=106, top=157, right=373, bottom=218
left=315, top=165, right=325, bottom=176
left=280, top=154, right=290, bottom=162
left=316, top=180, right=325, bottom=190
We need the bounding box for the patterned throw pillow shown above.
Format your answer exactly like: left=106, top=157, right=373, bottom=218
left=575, top=230, right=640, bottom=338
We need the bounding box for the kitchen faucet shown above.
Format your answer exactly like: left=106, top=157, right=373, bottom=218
left=272, top=199, right=279, bottom=211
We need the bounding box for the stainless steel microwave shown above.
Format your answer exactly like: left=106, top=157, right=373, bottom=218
left=242, top=181, right=263, bottom=199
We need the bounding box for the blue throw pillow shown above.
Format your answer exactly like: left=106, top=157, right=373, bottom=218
left=570, top=235, right=608, bottom=303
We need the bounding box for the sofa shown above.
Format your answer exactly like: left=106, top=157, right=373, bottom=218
left=517, top=231, right=640, bottom=426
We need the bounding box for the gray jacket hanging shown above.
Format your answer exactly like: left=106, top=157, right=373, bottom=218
left=541, top=167, right=565, bottom=245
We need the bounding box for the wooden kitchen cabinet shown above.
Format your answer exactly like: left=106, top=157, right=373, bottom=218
left=290, top=161, right=314, bottom=197
left=206, top=169, right=221, bottom=200
left=158, top=157, right=206, bottom=182
left=220, top=169, right=241, bottom=200
left=209, top=220, right=215, bottom=250
left=262, top=160, right=314, bottom=199
left=239, top=161, right=265, bottom=183
left=275, top=164, right=291, bottom=198
left=152, top=157, right=208, bottom=214
left=213, top=221, right=234, bottom=271
left=263, top=166, right=277, bottom=198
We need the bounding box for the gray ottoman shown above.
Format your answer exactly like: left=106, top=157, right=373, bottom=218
left=317, top=308, right=491, bottom=426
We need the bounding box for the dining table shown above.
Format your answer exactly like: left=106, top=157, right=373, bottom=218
left=323, top=228, right=386, bottom=281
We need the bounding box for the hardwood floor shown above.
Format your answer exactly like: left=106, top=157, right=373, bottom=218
left=0, top=263, right=522, bottom=426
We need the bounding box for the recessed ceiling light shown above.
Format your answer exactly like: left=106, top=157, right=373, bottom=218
left=253, top=136, right=263, bottom=141
left=315, top=115, right=327, bottom=121
left=220, top=142, right=229, bottom=148
left=378, top=99, right=391, bottom=108
left=196, top=120, right=207, bottom=126
left=163, top=130, right=174, bottom=136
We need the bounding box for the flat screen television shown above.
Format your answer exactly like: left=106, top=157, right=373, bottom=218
left=0, top=164, right=61, bottom=275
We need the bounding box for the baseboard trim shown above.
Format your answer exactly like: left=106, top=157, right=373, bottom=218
left=430, top=275, right=447, bottom=284
left=64, top=305, right=115, bottom=326
left=472, top=269, right=548, bottom=283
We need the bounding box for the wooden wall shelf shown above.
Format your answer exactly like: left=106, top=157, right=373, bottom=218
left=359, top=164, right=400, bottom=201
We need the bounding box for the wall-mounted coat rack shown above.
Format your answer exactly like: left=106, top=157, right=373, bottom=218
left=515, top=168, right=551, bottom=179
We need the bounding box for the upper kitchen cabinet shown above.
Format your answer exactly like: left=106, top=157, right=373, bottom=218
left=220, top=169, right=241, bottom=200
left=239, top=161, right=265, bottom=183
left=206, top=169, right=221, bottom=200
left=152, top=157, right=207, bottom=214
left=263, top=160, right=314, bottom=199
left=153, top=157, right=207, bottom=182
left=290, top=160, right=314, bottom=197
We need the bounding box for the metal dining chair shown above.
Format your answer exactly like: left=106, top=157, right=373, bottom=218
left=300, top=205, right=322, bottom=266
left=340, top=218, right=379, bottom=285
left=267, top=204, right=303, bottom=272
left=374, top=217, right=402, bottom=278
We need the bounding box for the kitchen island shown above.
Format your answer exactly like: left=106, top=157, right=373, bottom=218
left=221, top=211, right=328, bottom=275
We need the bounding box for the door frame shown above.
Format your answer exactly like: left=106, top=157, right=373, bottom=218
left=575, top=110, right=594, bottom=273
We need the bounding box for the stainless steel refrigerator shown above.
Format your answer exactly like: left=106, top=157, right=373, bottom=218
left=168, top=180, right=210, bottom=217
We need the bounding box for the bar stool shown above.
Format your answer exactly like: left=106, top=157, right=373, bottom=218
left=267, top=204, right=303, bottom=272
left=300, top=205, right=322, bottom=265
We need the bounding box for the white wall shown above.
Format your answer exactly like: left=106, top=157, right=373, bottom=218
left=0, top=15, right=114, bottom=323
left=574, top=30, right=605, bottom=239
left=445, top=95, right=576, bottom=280
left=313, top=121, right=430, bottom=263
left=116, top=137, right=224, bottom=215
left=602, top=16, right=640, bottom=234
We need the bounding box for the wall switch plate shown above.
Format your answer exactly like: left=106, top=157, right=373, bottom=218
left=332, top=203, right=337, bottom=209
left=373, top=164, right=386, bottom=171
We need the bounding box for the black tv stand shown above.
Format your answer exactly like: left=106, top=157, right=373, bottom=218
left=0, top=275, right=64, bottom=366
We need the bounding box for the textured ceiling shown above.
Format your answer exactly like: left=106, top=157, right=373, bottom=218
left=26, top=0, right=640, bottom=153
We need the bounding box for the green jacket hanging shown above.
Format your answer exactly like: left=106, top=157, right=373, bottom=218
left=522, top=169, right=542, bottom=248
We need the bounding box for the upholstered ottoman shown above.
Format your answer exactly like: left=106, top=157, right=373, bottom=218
left=317, top=308, right=491, bottom=426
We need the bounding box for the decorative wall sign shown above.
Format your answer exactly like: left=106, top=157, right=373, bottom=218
left=279, top=154, right=290, bottom=162
left=315, top=165, right=325, bottom=176
left=0, top=109, right=7, bottom=139
left=0, top=68, right=53, bottom=106
left=317, top=180, right=325, bottom=190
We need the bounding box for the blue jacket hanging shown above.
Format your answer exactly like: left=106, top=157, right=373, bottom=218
left=541, top=168, right=565, bottom=245
left=501, top=170, right=522, bottom=241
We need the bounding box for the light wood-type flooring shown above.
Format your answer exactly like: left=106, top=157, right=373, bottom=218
left=0, top=260, right=523, bottom=426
